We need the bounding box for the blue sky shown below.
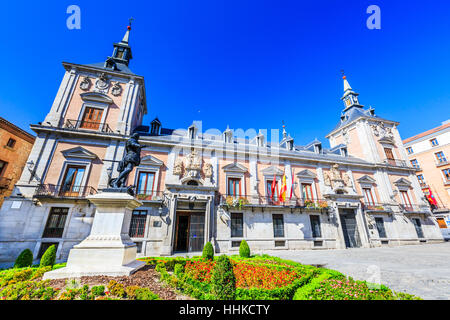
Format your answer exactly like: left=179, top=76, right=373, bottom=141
left=1, top=0, right=449, bottom=147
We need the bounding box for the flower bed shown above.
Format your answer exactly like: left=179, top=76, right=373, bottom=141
left=147, top=255, right=421, bottom=300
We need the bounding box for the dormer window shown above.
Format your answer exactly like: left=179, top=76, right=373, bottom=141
left=314, top=144, right=322, bottom=154
left=188, top=124, right=198, bottom=140
left=150, top=118, right=161, bottom=135
left=340, top=147, right=348, bottom=157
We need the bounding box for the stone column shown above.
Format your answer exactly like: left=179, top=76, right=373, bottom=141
left=43, top=192, right=145, bottom=279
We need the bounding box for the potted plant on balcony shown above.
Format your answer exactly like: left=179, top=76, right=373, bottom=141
left=318, top=200, right=329, bottom=209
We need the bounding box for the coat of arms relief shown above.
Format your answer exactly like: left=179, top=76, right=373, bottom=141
left=172, top=149, right=213, bottom=183
left=323, top=164, right=354, bottom=194
left=371, top=122, right=393, bottom=139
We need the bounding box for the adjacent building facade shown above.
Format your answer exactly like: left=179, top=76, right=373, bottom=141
left=0, top=26, right=443, bottom=263
left=403, top=120, right=450, bottom=239
left=0, top=117, right=35, bottom=208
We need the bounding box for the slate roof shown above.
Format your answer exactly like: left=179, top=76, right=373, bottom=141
left=85, top=62, right=135, bottom=75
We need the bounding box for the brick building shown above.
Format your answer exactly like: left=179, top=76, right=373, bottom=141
left=0, top=117, right=35, bottom=208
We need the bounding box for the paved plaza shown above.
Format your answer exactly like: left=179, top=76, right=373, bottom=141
left=266, top=242, right=450, bottom=300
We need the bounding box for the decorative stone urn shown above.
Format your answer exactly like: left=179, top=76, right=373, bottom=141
left=43, top=192, right=145, bottom=279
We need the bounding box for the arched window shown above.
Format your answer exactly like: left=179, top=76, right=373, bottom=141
left=187, top=180, right=198, bottom=186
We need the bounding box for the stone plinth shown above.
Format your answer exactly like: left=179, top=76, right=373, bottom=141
left=43, top=192, right=145, bottom=279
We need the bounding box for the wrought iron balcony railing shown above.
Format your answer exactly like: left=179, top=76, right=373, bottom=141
left=34, top=184, right=97, bottom=199
left=0, top=177, right=12, bottom=189
left=361, top=202, right=392, bottom=212
left=135, top=191, right=165, bottom=202
left=399, top=203, right=430, bottom=213
left=64, top=119, right=113, bottom=134
left=216, top=194, right=329, bottom=210
left=382, top=158, right=408, bottom=167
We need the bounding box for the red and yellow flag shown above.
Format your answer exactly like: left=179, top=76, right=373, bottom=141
left=280, top=174, right=287, bottom=202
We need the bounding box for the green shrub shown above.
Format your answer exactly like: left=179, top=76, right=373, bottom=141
left=14, top=249, right=33, bottom=268
left=91, top=285, right=105, bottom=296
left=39, top=245, right=56, bottom=268
left=12, top=269, right=33, bottom=282
left=107, top=280, right=125, bottom=298
left=202, top=242, right=214, bottom=260
left=211, top=255, right=236, bottom=300
left=135, top=287, right=159, bottom=300
left=31, top=266, right=52, bottom=280
left=174, top=263, right=184, bottom=278
left=239, top=240, right=250, bottom=258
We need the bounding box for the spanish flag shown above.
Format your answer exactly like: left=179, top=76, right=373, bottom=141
left=280, top=174, right=287, bottom=202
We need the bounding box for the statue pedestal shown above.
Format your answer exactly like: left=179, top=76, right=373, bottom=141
left=43, top=192, right=145, bottom=280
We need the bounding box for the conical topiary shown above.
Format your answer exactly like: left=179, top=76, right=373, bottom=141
left=14, top=249, right=33, bottom=268
left=239, top=240, right=250, bottom=258
left=40, top=245, right=56, bottom=267
left=202, top=242, right=214, bottom=260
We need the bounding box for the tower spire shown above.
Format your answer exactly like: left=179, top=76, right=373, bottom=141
left=340, top=73, right=363, bottom=112
left=105, top=20, right=134, bottom=69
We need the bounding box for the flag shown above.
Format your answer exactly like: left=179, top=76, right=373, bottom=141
left=426, top=188, right=438, bottom=206
left=270, top=174, right=277, bottom=200
left=280, top=174, right=287, bottom=202
left=289, top=169, right=294, bottom=200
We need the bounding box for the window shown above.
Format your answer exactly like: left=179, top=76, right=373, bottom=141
left=443, top=169, right=450, bottom=182
left=80, top=107, right=104, bottom=129
left=60, top=165, right=85, bottom=196
left=417, top=175, right=426, bottom=187
left=400, top=190, right=412, bottom=208
left=406, top=147, right=413, bottom=154
left=437, top=218, right=447, bottom=229
left=137, top=172, right=155, bottom=195
left=129, top=210, right=147, bottom=238
left=363, top=188, right=375, bottom=206
left=228, top=178, right=241, bottom=197
left=272, top=214, right=284, bottom=238
left=42, top=207, right=69, bottom=238
left=0, top=160, right=7, bottom=176
left=302, top=184, right=314, bottom=200
left=310, top=215, right=322, bottom=238
left=6, top=138, right=16, bottom=148
left=410, top=159, right=419, bottom=168
left=384, top=147, right=394, bottom=159
left=375, top=217, right=387, bottom=238
left=231, top=213, right=243, bottom=238
left=430, top=138, right=439, bottom=146
left=435, top=152, right=447, bottom=163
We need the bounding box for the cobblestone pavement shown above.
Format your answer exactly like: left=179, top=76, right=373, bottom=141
left=266, top=242, right=450, bottom=300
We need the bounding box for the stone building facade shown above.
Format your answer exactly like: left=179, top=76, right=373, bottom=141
left=403, top=120, right=450, bottom=239
left=0, top=117, right=35, bottom=208
left=0, top=26, right=443, bottom=263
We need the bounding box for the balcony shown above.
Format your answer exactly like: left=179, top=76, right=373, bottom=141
left=63, top=119, right=113, bottom=134
left=135, top=191, right=165, bottom=203
left=399, top=203, right=430, bottom=214
left=217, top=194, right=329, bottom=211
left=361, top=202, right=392, bottom=213
left=382, top=158, right=408, bottom=168
left=34, top=184, right=97, bottom=199
left=0, top=177, right=12, bottom=189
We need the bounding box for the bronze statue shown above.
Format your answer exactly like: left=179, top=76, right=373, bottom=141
left=109, top=133, right=142, bottom=191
